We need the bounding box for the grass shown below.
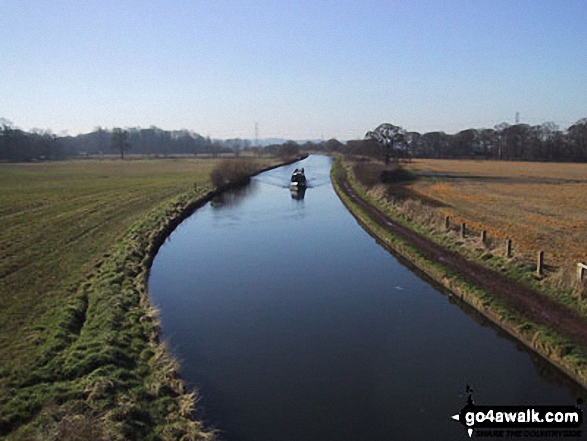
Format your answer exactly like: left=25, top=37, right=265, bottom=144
left=331, top=157, right=587, bottom=390
left=349, top=158, right=587, bottom=308
left=1, top=159, right=217, bottom=369
left=0, top=157, right=279, bottom=439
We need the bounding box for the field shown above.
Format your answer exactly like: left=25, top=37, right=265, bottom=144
left=349, top=156, right=587, bottom=319
left=404, top=159, right=587, bottom=269
left=0, top=157, right=277, bottom=439
left=0, top=159, right=218, bottom=364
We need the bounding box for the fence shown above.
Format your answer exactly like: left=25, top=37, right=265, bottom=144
left=442, top=216, right=587, bottom=300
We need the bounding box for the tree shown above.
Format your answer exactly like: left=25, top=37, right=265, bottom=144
left=323, top=138, right=345, bottom=153
left=211, top=140, right=224, bottom=158
left=420, top=131, right=449, bottom=158
left=478, top=129, right=497, bottom=158
left=449, top=129, right=478, bottom=157
left=111, top=128, right=130, bottom=159
left=503, top=124, right=531, bottom=159
left=405, top=132, right=421, bottom=159
left=567, top=118, right=587, bottom=162
left=160, top=130, right=171, bottom=157
left=538, top=122, right=563, bottom=161
left=250, top=146, right=261, bottom=157
left=0, top=118, right=14, bottom=161
left=94, top=126, right=107, bottom=154
left=493, top=122, right=510, bottom=160
left=278, top=140, right=300, bottom=158
left=365, top=123, right=406, bottom=164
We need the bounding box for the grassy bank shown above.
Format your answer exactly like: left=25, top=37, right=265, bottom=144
left=0, top=157, right=283, bottom=440
left=350, top=160, right=587, bottom=314
left=331, top=156, right=587, bottom=391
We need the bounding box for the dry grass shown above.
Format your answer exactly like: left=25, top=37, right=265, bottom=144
left=210, top=158, right=262, bottom=187
left=405, top=159, right=587, bottom=269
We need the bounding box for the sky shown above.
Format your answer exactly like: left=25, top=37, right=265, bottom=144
left=1, top=0, right=586, bottom=140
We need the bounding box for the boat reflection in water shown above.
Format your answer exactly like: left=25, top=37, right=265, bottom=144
left=290, top=186, right=306, bottom=200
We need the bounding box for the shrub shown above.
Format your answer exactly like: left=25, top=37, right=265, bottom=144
left=210, top=159, right=259, bottom=188
left=352, top=161, right=414, bottom=189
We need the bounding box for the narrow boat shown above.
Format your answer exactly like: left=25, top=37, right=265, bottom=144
left=290, top=167, right=306, bottom=189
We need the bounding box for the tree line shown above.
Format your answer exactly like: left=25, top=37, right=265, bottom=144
left=0, top=121, right=266, bottom=162
left=345, top=119, right=587, bottom=163
left=254, top=119, right=587, bottom=163
left=2, top=118, right=587, bottom=162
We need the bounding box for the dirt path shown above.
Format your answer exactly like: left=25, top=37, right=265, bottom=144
left=336, top=174, right=587, bottom=347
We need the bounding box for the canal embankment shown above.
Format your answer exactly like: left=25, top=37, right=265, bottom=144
left=0, top=154, right=305, bottom=440
left=331, top=156, right=587, bottom=391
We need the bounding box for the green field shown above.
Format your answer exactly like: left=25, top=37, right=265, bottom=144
left=0, top=157, right=276, bottom=440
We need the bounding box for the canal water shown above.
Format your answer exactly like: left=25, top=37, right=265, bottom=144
left=149, top=155, right=581, bottom=440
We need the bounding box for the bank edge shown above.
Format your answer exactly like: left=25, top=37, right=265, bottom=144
left=330, top=157, right=587, bottom=394
left=1, top=154, right=307, bottom=441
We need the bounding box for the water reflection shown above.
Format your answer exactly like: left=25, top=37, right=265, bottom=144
left=211, top=180, right=259, bottom=210
left=149, top=155, right=581, bottom=441
left=290, top=186, right=306, bottom=200
left=447, top=293, right=586, bottom=398
left=368, top=219, right=587, bottom=399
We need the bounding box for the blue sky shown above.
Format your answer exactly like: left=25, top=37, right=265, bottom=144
left=1, top=0, right=586, bottom=139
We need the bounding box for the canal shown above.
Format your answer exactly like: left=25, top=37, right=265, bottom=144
left=149, top=155, right=579, bottom=440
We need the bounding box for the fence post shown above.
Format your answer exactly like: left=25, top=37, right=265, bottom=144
left=445, top=216, right=450, bottom=231
left=480, top=230, right=487, bottom=245
left=536, top=251, right=544, bottom=276
left=506, top=239, right=512, bottom=258
left=578, top=263, right=587, bottom=283
left=461, top=223, right=466, bottom=238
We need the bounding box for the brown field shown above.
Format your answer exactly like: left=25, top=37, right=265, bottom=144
left=404, top=159, right=587, bottom=268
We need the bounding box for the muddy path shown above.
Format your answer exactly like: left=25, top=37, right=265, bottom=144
left=335, top=172, right=587, bottom=349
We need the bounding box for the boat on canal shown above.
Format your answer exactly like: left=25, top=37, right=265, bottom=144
left=290, top=167, right=306, bottom=189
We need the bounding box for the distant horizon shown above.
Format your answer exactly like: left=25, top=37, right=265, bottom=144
left=2, top=116, right=585, bottom=143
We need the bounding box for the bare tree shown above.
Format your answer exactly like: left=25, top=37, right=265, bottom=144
left=111, top=128, right=130, bottom=159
